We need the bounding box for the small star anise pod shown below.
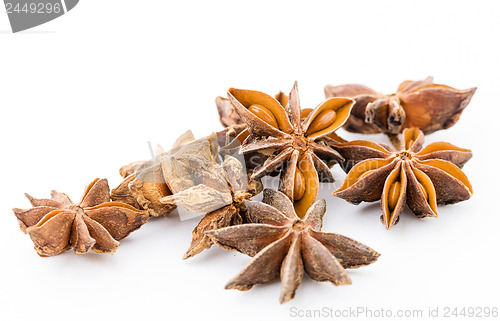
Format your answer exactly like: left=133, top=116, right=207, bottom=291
left=206, top=189, right=380, bottom=304
left=228, top=82, right=354, bottom=217
left=13, top=178, right=149, bottom=257
left=333, top=128, right=473, bottom=229
left=325, top=77, right=476, bottom=146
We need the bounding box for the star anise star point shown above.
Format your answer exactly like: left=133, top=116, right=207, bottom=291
left=13, top=178, right=149, bottom=257
left=205, top=189, right=380, bottom=304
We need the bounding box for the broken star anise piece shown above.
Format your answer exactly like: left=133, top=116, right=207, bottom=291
left=205, top=189, right=380, bottom=304
left=159, top=131, right=262, bottom=259
left=13, top=178, right=149, bottom=257
left=324, top=77, right=476, bottom=146
left=333, top=128, right=473, bottom=229
left=111, top=160, right=176, bottom=217
left=228, top=82, right=354, bottom=217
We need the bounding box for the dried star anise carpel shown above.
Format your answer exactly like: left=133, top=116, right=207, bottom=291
left=333, top=128, right=473, bottom=229
left=324, top=77, right=476, bottom=147
left=227, top=82, right=354, bottom=217
left=206, top=189, right=380, bottom=303
left=13, top=178, right=149, bottom=256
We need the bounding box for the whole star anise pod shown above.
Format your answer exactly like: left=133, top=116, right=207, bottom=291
left=205, top=189, right=380, bottom=303
left=333, top=128, right=473, bottom=229
left=13, top=178, right=149, bottom=256
left=228, top=82, right=354, bottom=217
left=324, top=77, right=476, bottom=146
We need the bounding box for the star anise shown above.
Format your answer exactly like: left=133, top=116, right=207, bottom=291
left=228, top=82, right=354, bottom=217
left=205, top=189, right=380, bottom=303
left=324, top=77, right=476, bottom=146
left=333, top=128, right=473, bottom=229
left=111, top=160, right=176, bottom=217
left=110, top=126, right=245, bottom=217
left=155, top=131, right=262, bottom=259
left=13, top=178, right=149, bottom=256
left=165, top=155, right=262, bottom=259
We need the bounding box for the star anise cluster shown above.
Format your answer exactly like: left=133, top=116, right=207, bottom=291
left=11, top=78, right=475, bottom=304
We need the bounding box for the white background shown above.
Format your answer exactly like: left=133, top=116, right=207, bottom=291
left=1, top=1, right=499, bottom=320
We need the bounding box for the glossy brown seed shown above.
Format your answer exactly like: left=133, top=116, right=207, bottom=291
left=293, top=167, right=306, bottom=201
left=249, top=104, right=279, bottom=128
left=387, top=181, right=401, bottom=211
left=306, top=109, right=337, bottom=135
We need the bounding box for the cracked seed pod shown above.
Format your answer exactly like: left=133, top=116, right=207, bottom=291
left=324, top=77, right=476, bottom=143
left=111, top=160, right=176, bottom=217
left=160, top=134, right=262, bottom=259
left=227, top=82, right=354, bottom=217
left=13, top=178, right=149, bottom=256
left=111, top=127, right=246, bottom=217
left=206, top=189, right=380, bottom=303
left=333, top=128, right=473, bottom=229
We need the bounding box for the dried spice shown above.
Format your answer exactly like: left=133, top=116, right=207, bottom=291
left=13, top=178, right=149, bottom=256
left=110, top=127, right=245, bottom=217
left=160, top=131, right=262, bottom=258
left=333, top=128, right=473, bottom=229
left=324, top=77, right=476, bottom=146
left=227, top=82, right=354, bottom=217
left=216, top=92, right=289, bottom=128
left=111, top=160, right=176, bottom=217
left=206, top=189, right=380, bottom=303
left=217, top=92, right=346, bottom=148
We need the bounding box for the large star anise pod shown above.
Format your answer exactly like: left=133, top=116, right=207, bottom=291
left=333, top=128, right=473, bottom=229
left=325, top=77, right=476, bottom=146
left=228, top=82, right=354, bottom=217
left=13, top=178, right=149, bottom=257
left=206, top=189, right=380, bottom=303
